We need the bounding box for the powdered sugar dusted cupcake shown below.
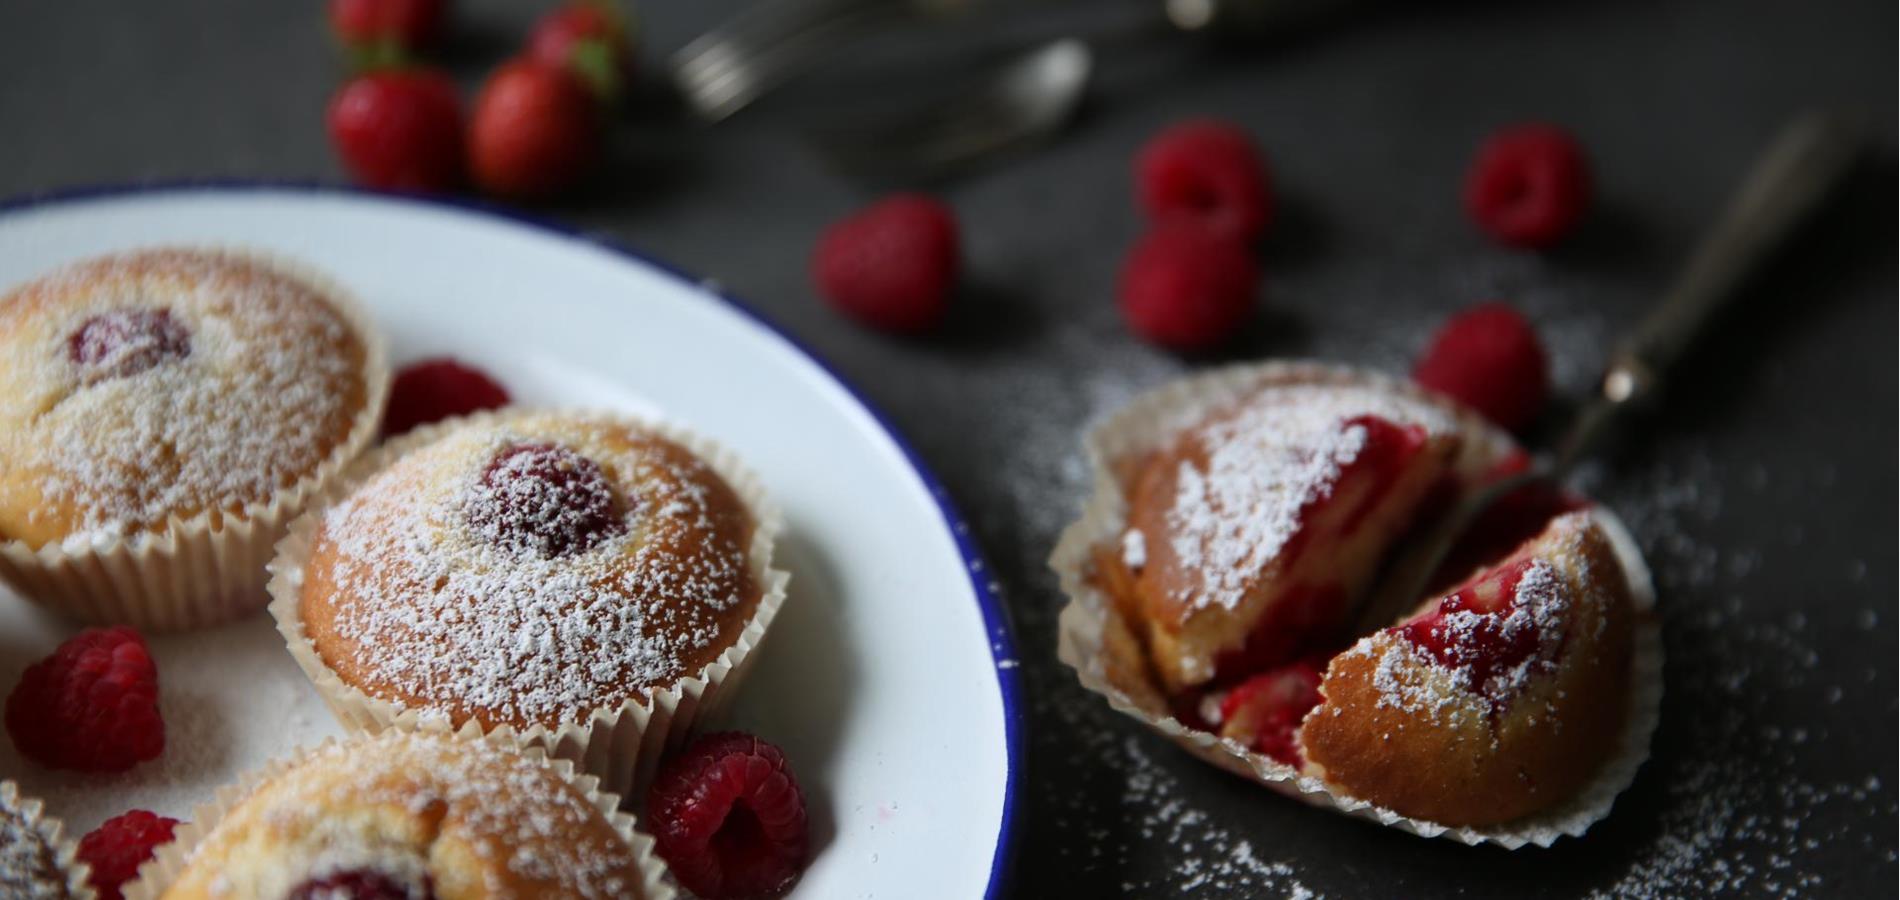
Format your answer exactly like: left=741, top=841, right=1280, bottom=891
left=124, top=730, right=673, bottom=900
left=1, top=780, right=92, bottom=900
left=1053, top=361, right=1660, bottom=847
left=270, top=408, right=786, bottom=798
left=0, top=249, right=387, bottom=629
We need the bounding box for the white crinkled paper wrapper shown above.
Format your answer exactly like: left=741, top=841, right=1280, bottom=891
left=0, top=247, right=390, bottom=632
left=1051, top=360, right=1663, bottom=848
left=121, top=728, right=677, bottom=900
left=0, top=780, right=95, bottom=900
left=267, top=407, right=789, bottom=802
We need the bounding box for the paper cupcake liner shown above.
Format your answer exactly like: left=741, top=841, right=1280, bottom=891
left=0, top=780, right=95, bottom=900
left=1051, top=359, right=1664, bottom=848
left=0, top=247, right=390, bottom=632
left=121, top=728, right=677, bottom=900
left=267, top=407, right=789, bottom=802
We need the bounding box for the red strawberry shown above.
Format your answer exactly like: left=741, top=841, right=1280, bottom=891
left=528, top=2, right=636, bottom=102
left=328, top=0, right=446, bottom=59
left=1217, top=661, right=1324, bottom=767
left=811, top=194, right=961, bottom=334
left=1412, top=302, right=1550, bottom=432
left=326, top=69, right=465, bottom=193
left=468, top=59, right=600, bottom=201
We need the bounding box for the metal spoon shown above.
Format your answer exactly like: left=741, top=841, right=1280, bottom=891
left=806, top=0, right=1360, bottom=179
left=1351, top=110, right=1867, bottom=636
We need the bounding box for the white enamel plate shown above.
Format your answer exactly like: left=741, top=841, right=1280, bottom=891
left=0, top=185, right=1021, bottom=898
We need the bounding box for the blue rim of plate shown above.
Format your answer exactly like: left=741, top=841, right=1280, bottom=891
left=0, top=179, right=1024, bottom=898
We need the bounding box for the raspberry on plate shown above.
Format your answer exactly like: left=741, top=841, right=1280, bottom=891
left=468, top=58, right=600, bottom=200
left=1463, top=124, right=1592, bottom=249
left=5, top=627, right=164, bottom=773
left=76, top=809, right=180, bottom=900
left=382, top=357, right=511, bottom=437
left=811, top=194, right=960, bottom=335
left=327, top=68, right=466, bottom=194
left=647, top=731, right=810, bottom=900
left=1135, top=119, right=1273, bottom=244
left=1412, top=302, right=1549, bottom=432
left=1118, top=220, right=1260, bottom=352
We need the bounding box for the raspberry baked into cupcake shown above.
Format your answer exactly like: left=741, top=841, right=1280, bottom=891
left=126, top=731, right=672, bottom=899
left=271, top=408, right=786, bottom=797
left=1054, top=362, right=1659, bottom=845
left=1, top=781, right=91, bottom=899
left=0, top=249, right=386, bottom=629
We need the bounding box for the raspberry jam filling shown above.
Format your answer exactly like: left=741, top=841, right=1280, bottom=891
left=288, top=870, right=433, bottom=900
left=464, top=442, right=626, bottom=558
left=1208, top=415, right=1430, bottom=683
left=67, top=308, right=191, bottom=382
left=1399, top=557, right=1553, bottom=698
left=1215, top=660, right=1324, bottom=767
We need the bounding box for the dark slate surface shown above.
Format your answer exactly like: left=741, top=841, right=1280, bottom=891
left=1, top=1, right=1894, bottom=896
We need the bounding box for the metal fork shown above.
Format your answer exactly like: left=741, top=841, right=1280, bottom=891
left=672, top=0, right=956, bottom=122
left=1350, top=110, right=1866, bottom=636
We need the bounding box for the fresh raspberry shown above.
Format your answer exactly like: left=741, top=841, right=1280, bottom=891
left=1218, top=660, right=1323, bottom=767
left=68, top=308, right=191, bottom=383
left=528, top=2, right=636, bottom=102
left=1135, top=119, right=1273, bottom=244
left=647, top=732, right=810, bottom=900
left=468, top=58, right=600, bottom=200
left=1401, top=557, right=1542, bottom=692
left=1412, top=302, right=1549, bottom=432
left=466, top=443, right=623, bottom=558
left=288, top=870, right=433, bottom=900
left=76, top=809, right=179, bottom=900
left=811, top=194, right=960, bottom=335
left=5, top=628, right=163, bottom=773
left=327, top=69, right=465, bottom=194
left=382, top=357, right=511, bottom=437
left=328, top=0, right=446, bottom=56
left=1463, top=124, right=1592, bottom=249
left=1118, top=221, right=1260, bottom=352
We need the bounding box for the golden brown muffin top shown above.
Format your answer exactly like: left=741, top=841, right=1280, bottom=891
left=0, top=249, right=371, bottom=549
left=163, top=732, right=649, bottom=899
left=301, top=412, right=761, bottom=731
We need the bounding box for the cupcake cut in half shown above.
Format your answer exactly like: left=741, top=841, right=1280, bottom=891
left=0, top=248, right=386, bottom=629
left=129, top=731, right=672, bottom=900
left=273, top=408, right=786, bottom=796
left=1057, top=362, right=1655, bottom=838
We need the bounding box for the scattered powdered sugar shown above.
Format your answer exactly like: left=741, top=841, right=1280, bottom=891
left=0, top=251, right=366, bottom=544
left=315, top=419, right=753, bottom=727
left=1163, top=384, right=1456, bottom=611
left=1120, top=528, right=1147, bottom=570
left=0, top=784, right=71, bottom=899
left=187, top=734, right=643, bottom=897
